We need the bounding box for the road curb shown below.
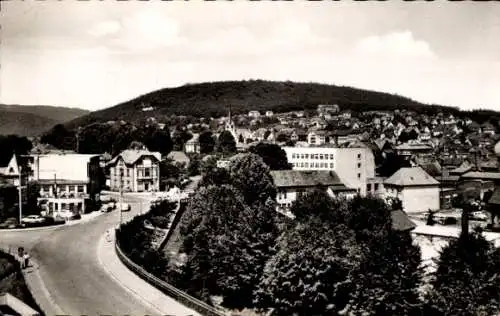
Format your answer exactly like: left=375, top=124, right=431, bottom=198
left=96, top=232, right=166, bottom=316
left=0, top=213, right=105, bottom=233
left=22, top=258, right=67, bottom=316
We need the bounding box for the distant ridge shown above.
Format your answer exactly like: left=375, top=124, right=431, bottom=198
left=0, top=104, right=89, bottom=136
left=65, top=79, right=462, bottom=130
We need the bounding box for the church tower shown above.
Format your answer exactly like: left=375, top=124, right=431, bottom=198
left=225, top=105, right=239, bottom=144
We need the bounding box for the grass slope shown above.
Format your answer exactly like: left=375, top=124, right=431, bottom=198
left=65, top=80, right=459, bottom=129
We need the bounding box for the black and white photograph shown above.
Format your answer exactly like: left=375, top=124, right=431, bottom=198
left=1, top=1, right=500, bottom=315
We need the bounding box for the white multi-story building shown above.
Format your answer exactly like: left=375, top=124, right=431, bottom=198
left=29, top=154, right=103, bottom=216
left=108, top=150, right=161, bottom=192
left=282, top=146, right=376, bottom=196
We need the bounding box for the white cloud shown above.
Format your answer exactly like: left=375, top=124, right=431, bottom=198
left=108, top=9, right=187, bottom=53
left=355, top=30, right=435, bottom=59
left=88, top=20, right=121, bottom=37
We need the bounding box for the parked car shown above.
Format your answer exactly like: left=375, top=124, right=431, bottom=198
left=117, top=203, right=131, bottom=212
left=58, top=211, right=76, bottom=220
left=21, top=215, right=46, bottom=225
left=0, top=217, right=18, bottom=229
left=471, top=211, right=489, bottom=221
left=100, top=195, right=116, bottom=203
left=100, top=202, right=116, bottom=213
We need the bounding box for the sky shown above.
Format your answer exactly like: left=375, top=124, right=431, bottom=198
left=1, top=1, right=499, bottom=111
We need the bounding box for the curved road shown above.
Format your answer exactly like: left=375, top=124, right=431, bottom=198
left=0, top=194, right=161, bottom=315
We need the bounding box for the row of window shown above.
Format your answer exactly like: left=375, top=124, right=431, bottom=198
left=49, top=202, right=83, bottom=211
left=292, top=162, right=335, bottom=169
left=366, top=183, right=381, bottom=192
left=291, top=153, right=335, bottom=160
left=41, top=185, right=85, bottom=193
left=113, top=168, right=155, bottom=178
left=278, top=203, right=292, bottom=209
left=291, top=153, right=363, bottom=160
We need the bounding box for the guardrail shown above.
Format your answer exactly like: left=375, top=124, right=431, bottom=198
left=159, top=201, right=187, bottom=251
left=114, top=239, right=226, bottom=316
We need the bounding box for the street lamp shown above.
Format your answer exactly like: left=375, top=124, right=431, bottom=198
left=119, top=171, right=123, bottom=230
left=18, top=166, right=24, bottom=225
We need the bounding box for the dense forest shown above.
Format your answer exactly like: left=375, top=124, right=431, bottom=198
left=65, top=80, right=468, bottom=129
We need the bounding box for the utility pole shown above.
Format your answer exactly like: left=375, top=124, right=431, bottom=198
left=119, top=171, right=123, bottom=229
left=76, top=126, right=81, bottom=153
left=18, top=166, right=23, bottom=225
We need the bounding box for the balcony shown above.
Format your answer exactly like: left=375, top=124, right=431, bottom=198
left=39, top=192, right=89, bottom=199
left=137, top=173, right=156, bottom=179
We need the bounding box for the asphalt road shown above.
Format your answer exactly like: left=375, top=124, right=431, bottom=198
left=0, top=194, right=159, bottom=316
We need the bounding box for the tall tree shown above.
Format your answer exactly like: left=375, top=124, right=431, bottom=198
left=0, top=135, right=33, bottom=165
left=179, top=185, right=252, bottom=297
left=199, top=156, right=231, bottom=188
left=40, top=124, right=75, bottom=150
left=228, top=153, right=276, bottom=206
left=142, top=126, right=173, bottom=154
left=199, top=131, right=216, bottom=154
left=254, top=218, right=362, bottom=316
left=249, top=143, right=291, bottom=170
left=172, top=128, right=192, bottom=151
left=425, top=228, right=500, bottom=316
left=217, top=130, right=237, bottom=154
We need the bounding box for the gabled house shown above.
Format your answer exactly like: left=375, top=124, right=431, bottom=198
left=307, top=130, right=332, bottom=146
left=482, top=123, right=496, bottom=136
left=0, top=154, right=22, bottom=186
left=108, top=150, right=161, bottom=192
left=248, top=111, right=261, bottom=118
left=184, top=133, right=200, bottom=154
left=271, top=170, right=356, bottom=216
left=384, top=167, right=440, bottom=213
left=290, top=129, right=308, bottom=142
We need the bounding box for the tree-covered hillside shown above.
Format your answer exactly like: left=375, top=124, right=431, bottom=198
left=65, top=80, right=461, bottom=129
left=0, top=104, right=89, bottom=136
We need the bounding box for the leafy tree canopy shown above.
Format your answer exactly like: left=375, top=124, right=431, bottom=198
left=248, top=142, right=291, bottom=170
left=198, top=131, right=216, bottom=154
left=0, top=134, right=33, bottom=165
left=217, top=130, right=237, bottom=155
left=425, top=228, right=500, bottom=316
left=228, top=153, right=276, bottom=206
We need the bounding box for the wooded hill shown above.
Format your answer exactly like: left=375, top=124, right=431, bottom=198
left=65, top=80, right=465, bottom=129
left=0, top=104, right=89, bottom=136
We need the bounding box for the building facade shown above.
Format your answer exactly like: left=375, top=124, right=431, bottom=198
left=271, top=170, right=356, bottom=217
left=282, top=146, right=376, bottom=196
left=383, top=167, right=440, bottom=214
left=108, top=150, right=161, bottom=192
left=185, top=133, right=200, bottom=154
left=30, top=154, right=103, bottom=217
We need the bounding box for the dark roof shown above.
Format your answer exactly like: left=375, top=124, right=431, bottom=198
left=38, top=179, right=88, bottom=185
left=270, top=170, right=353, bottom=191
left=461, top=171, right=500, bottom=180
left=419, top=161, right=442, bottom=177
left=391, top=210, right=417, bottom=232
left=385, top=167, right=439, bottom=186
left=488, top=187, right=500, bottom=205
left=108, top=150, right=161, bottom=166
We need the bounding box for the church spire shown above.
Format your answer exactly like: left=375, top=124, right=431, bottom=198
left=228, top=104, right=232, bottom=122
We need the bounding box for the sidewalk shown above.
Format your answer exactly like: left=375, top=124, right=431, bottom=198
left=21, top=259, right=66, bottom=316
left=97, top=231, right=200, bottom=316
